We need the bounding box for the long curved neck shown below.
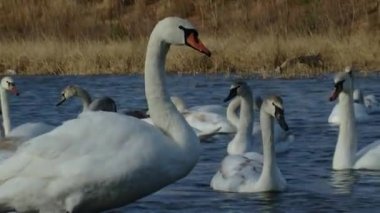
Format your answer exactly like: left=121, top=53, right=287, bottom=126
left=226, top=97, right=241, bottom=128
left=333, top=90, right=357, bottom=169
left=144, top=29, right=199, bottom=150
left=227, top=94, right=254, bottom=155
left=0, top=88, right=11, bottom=137
left=257, top=108, right=278, bottom=183
left=75, top=87, right=92, bottom=111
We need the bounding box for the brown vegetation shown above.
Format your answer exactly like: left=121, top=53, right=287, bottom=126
left=0, top=0, right=379, bottom=76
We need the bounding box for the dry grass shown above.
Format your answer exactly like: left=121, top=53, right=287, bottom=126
left=0, top=0, right=379, bottom=77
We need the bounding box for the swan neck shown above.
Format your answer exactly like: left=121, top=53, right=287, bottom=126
left=76, top=87, right=92, bottom=111
left=227, top=95, right=253, bottom=155
left=226, top=97, right=241, bottom=128
left=144, top=29, right=199, bottom=151
left=258, top=109, right=278, bottom=181
left=0, top=88, right=11, bottom=137
left=334, top=91, right=357, bottom=169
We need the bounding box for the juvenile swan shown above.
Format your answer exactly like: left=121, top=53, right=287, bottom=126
left=211, top=81, right=288, bottom=193
left=329, top=69, right=380, bottom=170
left=56, top=85, right=117, bottom=112
left=0, top=17, right=210, bottom=212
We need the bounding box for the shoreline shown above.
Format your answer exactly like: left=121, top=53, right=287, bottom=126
left=1, top=33, right=379, bottom=78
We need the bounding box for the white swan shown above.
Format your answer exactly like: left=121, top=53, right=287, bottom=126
left=170, top=96, right=236, bottom=134
left=211, top=81, right=288, bottom=192
left=0, top=17, right=210, bottom=212
left=363, top=93, right=380, bottom=113
left=329, top=69, right=380, bottom=170
left=226, top=95, right=294, bottom=153
left=56, top=85, right=117, bottom=112
left=328, top=88, right=370, bottom=125
left=0, top=76, right=54, bottom=145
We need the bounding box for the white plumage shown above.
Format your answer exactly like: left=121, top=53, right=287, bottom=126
left=0, top=16, right=210, bottom=212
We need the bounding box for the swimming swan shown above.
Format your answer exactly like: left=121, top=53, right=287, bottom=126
left=211, top=81, right=289, bottom=192
left=56, top=85, right=117, bottom=112
left=0, top=17, right=210, bottom=212
left=329, top=69, right=380, bottom=170
left=227, top=95, right=294, bottom=153
left=328, top=88, right=370, bottom=125
left=0, top=77, right=54, bottom=147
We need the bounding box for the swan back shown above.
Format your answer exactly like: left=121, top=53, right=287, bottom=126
left=88, top=97, right=117, bottom=112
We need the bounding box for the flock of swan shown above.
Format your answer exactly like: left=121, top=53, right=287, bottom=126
left=0, top=17, right=378, bottom=212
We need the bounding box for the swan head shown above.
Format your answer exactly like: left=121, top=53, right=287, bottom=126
left=153, top=17, right=211, bottom=56
left=56, top=85, right=79, bottom=106
left=329, top=70, right=353, bottom=101
left=170, top=96, right=187, bottom=113
left=262, top=96, right=289, bottom=131
left=224, top=81, right=251, bottom=102
left=1, top=76, right=19, bottom=96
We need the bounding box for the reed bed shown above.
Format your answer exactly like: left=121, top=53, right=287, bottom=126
left=0, top=0, right=379, bottom=77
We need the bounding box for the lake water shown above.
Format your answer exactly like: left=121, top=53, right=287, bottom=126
left=8, top=74, right=380, bottom=212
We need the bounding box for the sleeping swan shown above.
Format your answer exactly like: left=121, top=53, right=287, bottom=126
left=329, top=69, right=380, bottom=170
left=211, top=81, right=289, bottom=192
left=0, top=17, right=210, bottom=212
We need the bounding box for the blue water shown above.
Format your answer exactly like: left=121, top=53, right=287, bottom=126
left=8, top=74, right=380, bottom=212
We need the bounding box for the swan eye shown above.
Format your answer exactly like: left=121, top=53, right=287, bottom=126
left=6, top=81, right=15, bottom=87
left=179, top=26, right=199, bottom=43
left=274, top=105, right=284, bottom=120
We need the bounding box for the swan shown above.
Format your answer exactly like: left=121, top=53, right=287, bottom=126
left=170, top=96, right=236, bottom=134
left=0, top=76, right=54, bottom=146
left=58, top=85, right=149, bottom=118
left=56, top=85, right=117, bottom=112
left=0, top=17, right=210, bottom=212
left=328, top=88, right=370, bottom=125
left=363, top=93, right=380, bottom=113
left=227, top=95, right=294, bottom=153
left=329, top=69, right=380, bottom=170
left=211, top=81, right=288, bottom=192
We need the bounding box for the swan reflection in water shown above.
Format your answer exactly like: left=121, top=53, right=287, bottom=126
left=330, top=170, right=358, bottom=194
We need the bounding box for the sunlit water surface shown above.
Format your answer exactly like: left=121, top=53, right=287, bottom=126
left=8, top=74, right=380, bottom=212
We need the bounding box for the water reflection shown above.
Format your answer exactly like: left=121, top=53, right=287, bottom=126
left=256, top=192, right=281, bottom=212
left=330, top=170, right=358, bottom=194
